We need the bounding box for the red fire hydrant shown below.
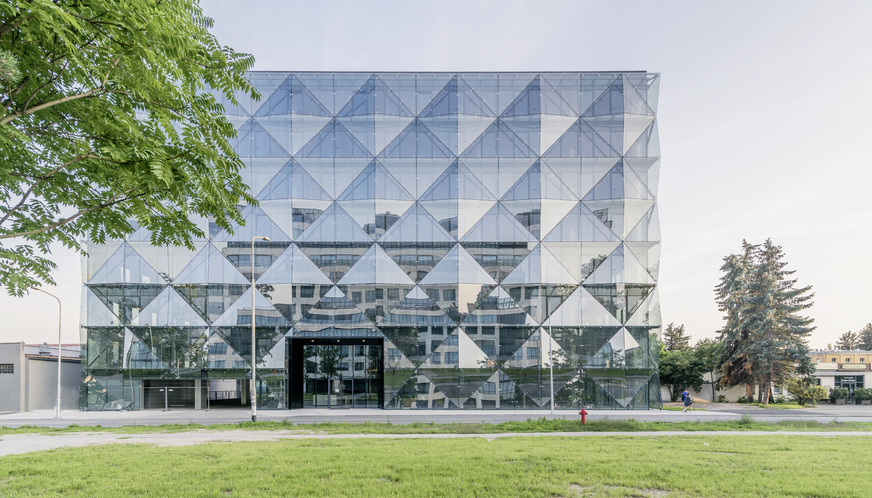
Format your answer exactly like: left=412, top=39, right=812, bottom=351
left=579, top=408, right=588, bottom=425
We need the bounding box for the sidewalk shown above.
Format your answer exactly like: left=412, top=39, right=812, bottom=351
left=3, top=404, right=872, bottom=428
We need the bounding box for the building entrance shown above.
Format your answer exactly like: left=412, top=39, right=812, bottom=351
left=288, top=338, right=383, bottom=409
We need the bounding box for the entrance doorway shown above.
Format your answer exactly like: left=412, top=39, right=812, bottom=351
left=142, top=379, right=199, bottom=409
left=288, top=338, right=383, bottom=408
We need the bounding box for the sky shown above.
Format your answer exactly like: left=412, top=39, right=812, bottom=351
left=3, top=0, right=871, bottom=350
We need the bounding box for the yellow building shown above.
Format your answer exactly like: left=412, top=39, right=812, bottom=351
left=810, top=350, right=871, bottom=393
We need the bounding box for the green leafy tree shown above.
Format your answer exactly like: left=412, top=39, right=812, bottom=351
left=714, top=239, right=816, bottom=405
left=663, top=322, right=690, bottom=352
left=784, top=377, right=827, bottom=406
left=0, top=0, right=257, bottom=295
left=658, top=348, right=706, bottom=401
left=856, top=324, right=872, bottom=350
left=694, top=337, right=722, bottom=403
left=835, top=330, right=860, bottom=350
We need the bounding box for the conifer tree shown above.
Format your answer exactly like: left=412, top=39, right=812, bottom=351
left=836, top=330, right=860, bottom=350
left=662, top=322, right=690, bottom=352
left=859, top=324, right=872, bottom=351
left=714, top=239, right=815, bottom=405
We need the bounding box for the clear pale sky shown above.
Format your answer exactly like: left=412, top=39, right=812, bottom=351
left=3, top=1, right=870, bottom=350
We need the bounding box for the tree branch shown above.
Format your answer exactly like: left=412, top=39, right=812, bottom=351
left=0, top=150, right=95, bottom=226
left=0, top=187, right=159, bottom=240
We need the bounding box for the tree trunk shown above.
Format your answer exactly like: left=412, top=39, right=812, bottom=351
left=745, top=383, right=753, bottom=402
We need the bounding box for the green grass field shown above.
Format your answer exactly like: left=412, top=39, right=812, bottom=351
left=2, top=416, right=872, bottom=435
left=1, top=435, right=869, bottom=496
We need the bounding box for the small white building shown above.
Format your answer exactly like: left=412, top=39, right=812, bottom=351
left=0, top=342, right=81, bottom=412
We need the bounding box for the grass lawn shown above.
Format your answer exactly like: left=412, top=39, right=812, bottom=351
left=1, top=435, right=869, bottom=496
left=2, top=417, right=872, bottom=435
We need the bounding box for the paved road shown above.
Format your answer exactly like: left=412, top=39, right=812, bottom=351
left=3, top=405, right=872, bottom=428
left=2, top=430, right=871, bottom=458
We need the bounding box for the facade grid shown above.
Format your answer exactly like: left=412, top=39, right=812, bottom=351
left=80, top=72, right=662, bottom=410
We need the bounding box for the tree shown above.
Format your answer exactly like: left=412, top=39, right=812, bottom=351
left=714, top=239, right=816, bottom=405
left=663, top=322, right=691, bottom=352
left=0, top=1, right=257, bottom=295
left=658, top=348, right=706, bottom=401
left=784, top=377, right=828, bottom=407
left=836, top=330, right=860, bottom=350
left=694, top=338, right=722, bottom=403
left=858, top=323, right=872, bottom=351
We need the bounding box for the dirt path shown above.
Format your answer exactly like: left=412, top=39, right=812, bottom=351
left=3, top=430, right=871, bottom=457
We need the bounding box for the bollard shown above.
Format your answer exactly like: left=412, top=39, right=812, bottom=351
left=579, top=408, right=588, bottom=425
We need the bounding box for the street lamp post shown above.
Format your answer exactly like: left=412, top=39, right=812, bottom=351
left=34, top=288, right=62, bottom=418
left=250, top=235, right=271, bottom=422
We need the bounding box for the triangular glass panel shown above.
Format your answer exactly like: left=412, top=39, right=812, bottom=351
left=419, top=160, right=497, bottom=202
left=337, top=161, right=415, bottom=202
left=419, top=245, right=497, bottom=285
left=542, top=119, right=620, bottom=158
left=543, top=202, right=620, bottom=243
left=622, top=114, right=655, bottom=155
left=584, top=77, right=623, bottom=117
left=90, top=243, right=164, bottom=284
left=213, top=205, right=291, bottom=243
left=586, top=370, right=652, bottom=408
left=378, top=119, right=453, bottom=159
left=253, top=74, right=331, bottom=117
left=383, top=372, right=419, bottom=408
left=337, top=244, right=416, bottom=286
left=125, top=333, right=171, bottom=371
left=461, top=203, right=539, bottom=244
left=497, top=73, right=535, bottom=115
left=457, top=74, right=499, bottom=117
left=622, top=74, right=654, bottom=116
left=541, top=73, right=580, bottom=115
left=297, top=119, right=372, bottom=159
left=211, top=325, right=289, bottom=367
left=540, top=114, right=579, bottom=154
left=131, top=286, right=207, bottom=327
left=256, top=159, right=331, bottom=201
left=580, top=115, right=623, bottom=158
left=379, top=203, right=454, bottom=243
left=296, top=203, right=372, bottom=243
left=127, top=242, right=204, bottom=284
left=380, top=286, right=455, bottom=328
left=624, top=157, right=660, bottom=197
left=232, top=119, right=291, bottom=158
left=625, top=290, right=661, bottom=329
left=414, top=73, right=453, bottom=114
left=501, top=244, right=577, bottom=286
left=338, top=283, right=415, bottom=325
left=85, top=288, right=121, bottom=326
left=625, top=120, right=660, bottom=159
left=462, top=286, right=537, bottom=328
left=89, top=284, right=166, bottom=325
left=173, top=283, right=246, bottom=324
left=338, top=76, right=415, bottom=118
left=84, top=239, right=123, bottom=283
left=204, top=333, right=247, bottom=370
left=295, top=286, right=373, bottom=330
left=211, top=287, right=291, bottom=328
left=331, top=73, right=371, bottom=115
left=174, top=243, right=248, bottom=284
left=583, top=245, right=654, bottom=286
left=541, top=158, right=582, bottom=199
left=461, top=120, right=536, bottom=159
left=250, top=73, right=290, bottom=108
left=257, top=244, right=333, bottom=285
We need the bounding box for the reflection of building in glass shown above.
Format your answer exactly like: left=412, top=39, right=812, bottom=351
left=80, top=72, right=662, bottom=410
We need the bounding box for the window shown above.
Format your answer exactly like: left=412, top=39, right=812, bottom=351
left=846, top=358, right=851, bottom=363
left=0, top=364, right=13, bottom=374
left=387, top=288, right=400, bottom=300
left=861, top=358, right=865, bottom=363
left=209, top=343, right=227, bottom=355
left=233, top=361, right=247, bottom=368
left=527, top=347, right=540, bottom=360
left=443, top=334, right=458, bottom=346
left=832, top=358, right=837, bottom=363
left=430, top=352, right=441, bottom=364
left=354, top=362, right=364, bottom=371
left=387, top=348, right=402, bottom=359
left=816, top=358, right=820, bottom=364
left=445, top=351, right=459, bottom=364
left=299, top=286, right=315, bottom=298
left=480, top=382, right=496, bottom=395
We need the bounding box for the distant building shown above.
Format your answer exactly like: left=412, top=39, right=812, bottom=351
left=810, top=350, right=871, bottom=394
left=0, top=343, right=81, bottom=412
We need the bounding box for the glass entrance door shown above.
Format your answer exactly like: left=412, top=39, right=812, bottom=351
left=289, top=338, right=383, bottom=408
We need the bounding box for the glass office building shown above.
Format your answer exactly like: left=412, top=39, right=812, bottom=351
left=80, top=72, right=662, bottom=410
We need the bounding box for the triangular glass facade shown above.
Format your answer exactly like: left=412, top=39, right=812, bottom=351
left=81, top=72, right=661, bottom=411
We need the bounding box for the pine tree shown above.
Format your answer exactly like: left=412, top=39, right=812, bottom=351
left=859, top=324, right=872, bottom=351
left=663, top=323, right=691, bottom=352
left=714, top=239, right=815, bottom=405
left=836, top=331, right=860, bottom=350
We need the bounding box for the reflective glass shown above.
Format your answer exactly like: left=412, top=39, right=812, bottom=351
left=83, top=72, right=662, bottom=411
